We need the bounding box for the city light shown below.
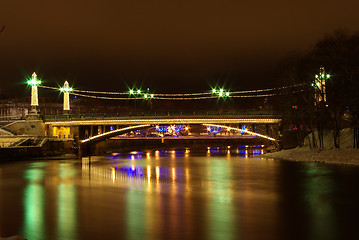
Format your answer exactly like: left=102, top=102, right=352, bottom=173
left=60, top=83, right=73, bottom=93
left=128, top=87, right=142, bottom=95
left=81, top=124, right=151, bottom=143
left=212, top=87, right=230, bottom=98
left=203, top=123, right=277, bottom=141
left=38, top=81, right=307, bottom=101
left=46, top=117, right=282, bottom=126
left=313, top=66, right=330, bottom=105
left=27, top=72, right=41, bottom=86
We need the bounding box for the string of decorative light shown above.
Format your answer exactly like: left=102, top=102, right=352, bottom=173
left=72, top=88, right=212, bottom=96
left=39, top=85, right=60, bottom=91
left=39, top=82, right=309, bottom=100
left=40, top=82, right=308, bottom=95
left=231, top=89, right=306, bottom=98
left=70, top=92, right=220, bottom=100
left=68, top=90, right=306, bottom=101
left=71, top=82, right=307, bottom=96
left=230, top=83, right=308, bottom=94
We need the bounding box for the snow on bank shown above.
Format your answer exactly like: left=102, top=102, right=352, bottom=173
left=263, top=147, right=359, bottom=166
left=0, top=236, right=26, bottom=240
left=262, top=128, right=359, bottom=166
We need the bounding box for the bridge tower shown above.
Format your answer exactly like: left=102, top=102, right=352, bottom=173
left=61, top=81, right=72, bottom=114
left=27, top=72, right=41, bottom=118
left=23, top=72, right=45, bottom=134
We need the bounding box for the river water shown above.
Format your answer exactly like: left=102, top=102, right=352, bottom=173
left=1, top=147, right=359, bottom=240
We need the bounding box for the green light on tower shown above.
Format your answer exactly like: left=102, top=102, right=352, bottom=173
left=27, top=72, right=41, bottom=86
left=313, top=66, right=328, bottom=104
left=28, top=72, right=41, bottom=107
left=62, top=81, right=72, bottom=112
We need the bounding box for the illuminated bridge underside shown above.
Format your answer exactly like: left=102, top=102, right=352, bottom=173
left=45, top=117, right=281, bottom=126
left=81, top=124, right=277, bottom=145
left=81, top=124, right=151, bottom=144
left=203, top=124, right=277, bottom=142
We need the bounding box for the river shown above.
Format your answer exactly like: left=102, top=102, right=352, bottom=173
left=0, top=146, right=359, bottom=240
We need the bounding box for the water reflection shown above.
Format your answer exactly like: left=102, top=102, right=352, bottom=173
left=0, top=146, right=357, bottom=240
left=302, top=163, right=337, bottom=239
left=57, top=163, right=77, bottom=240
left=21, top=162, right=78, bottom=240
left=23, top=166, right=46, bottom=240
left=207, top=158, right=234, bottom=240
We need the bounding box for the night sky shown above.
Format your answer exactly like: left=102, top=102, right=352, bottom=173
left=1, top=0, right=359, bottom=96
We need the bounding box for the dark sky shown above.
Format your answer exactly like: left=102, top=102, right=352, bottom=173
left=1, top=0, right=359, bottom=96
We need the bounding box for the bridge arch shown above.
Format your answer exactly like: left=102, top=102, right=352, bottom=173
left=81, top=124, right=151, bottom=144
left=202, top=124, right=277, bottom=142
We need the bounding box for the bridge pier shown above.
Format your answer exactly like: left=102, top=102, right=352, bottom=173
left=78, top=142, right=95, bottom=158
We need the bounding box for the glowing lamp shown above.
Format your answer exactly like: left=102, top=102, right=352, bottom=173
left=60, top=86, right=73, bottom=92
left=137, top=89, right=141, bottom=94
left=27, top=72, right=41, bottom=86
left=129, top=89, right=134, bottom=94
left=212, top=89, right=216, bottom=93
left=226, top=92, right=230, bottom=97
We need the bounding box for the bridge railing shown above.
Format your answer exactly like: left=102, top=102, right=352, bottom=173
left=43, top=111, right=279, bottom=121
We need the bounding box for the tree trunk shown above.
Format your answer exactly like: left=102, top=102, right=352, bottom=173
left=310, top=120, right=317, bottom=149
left=333, top=113, right=340, bottom=148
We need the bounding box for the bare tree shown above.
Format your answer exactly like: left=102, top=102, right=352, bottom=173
left=274, top=29, right=359, bottom=149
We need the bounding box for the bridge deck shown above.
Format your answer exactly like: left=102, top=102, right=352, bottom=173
left=44, top=114, right=281, bottom=126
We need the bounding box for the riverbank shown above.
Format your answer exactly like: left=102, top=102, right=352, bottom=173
left=0, top=137, right=75, bottom=162
left=263, top=147, right=359, bottom=166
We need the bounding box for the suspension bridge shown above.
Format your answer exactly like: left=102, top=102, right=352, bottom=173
left=0, top=71, right=314, bottom=152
